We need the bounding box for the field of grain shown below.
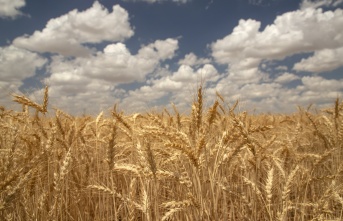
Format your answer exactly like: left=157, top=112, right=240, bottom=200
left=1, top=86, right=343, bottom=220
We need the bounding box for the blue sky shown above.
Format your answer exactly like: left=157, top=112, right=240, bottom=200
left=1, top=0, right=343, bottom=114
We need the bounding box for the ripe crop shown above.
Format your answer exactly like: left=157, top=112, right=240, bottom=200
left=1, top=86, right=343, bottom=220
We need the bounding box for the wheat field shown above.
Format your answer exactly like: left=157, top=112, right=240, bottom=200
left=0, top=86, right=343, bottom=221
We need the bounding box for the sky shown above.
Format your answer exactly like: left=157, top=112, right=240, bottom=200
left=0, top=0, right=343, bottom=114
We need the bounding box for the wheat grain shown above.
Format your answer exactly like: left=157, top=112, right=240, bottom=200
left=2, top=85, right=343, bottom=220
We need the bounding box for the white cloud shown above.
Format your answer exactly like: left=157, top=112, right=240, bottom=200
left=171, top=64, right=219, bottom=83
left=211, top=19, right=261, bottom=64
left=33, top=86, right=123, bottom=114
left=0, top=0, right=25, bottom=19
left=153, top=77, right=184, bottom=92
left=286, top=76, right=343, bottom=107
left=0, top=46, right=47, bottom=108
left=266, top=76, right=342, bottom=110
left=13, top=2, right=134, bottom=57
left=87, top=39, right=178, bottom=82
left=46, top=39, right=178, bottom=85
left=209, top=32, right=343, bottom=113
left=37, top=70, right=124, bottom=113
left=239, top=83, right=282, bottom=99
left=122, top=89, right=168, bottom=113
left=301, top=76, right=343, bottom=91
left=274, top=72, right=300, bottom=84
left=39, top=39, right=178, bottom=113
left=253, top=9, right=343, bottom=58
left=210, top=19, right=265, bottom=85
left=139, top=38, right=179, bottom=60
left=213, top=76, right=281, bottom=102
left=211, top=73, right=342, bottom=113
left=120, top=64, right=220, bottom=112
left=0, top=46, right=46, bottom=82
left=300, top=0, right=343, bottom=9
left=211, top=7, right=343, bottom=92
left=178, top=53, right=211, bottom=67
left=169, top=65, right=194, bottom=82
left=51, top=38, right=177, bottom=83
left=210, top=75, right=292, bottom=112
left=293, top=47, right=343, bottom=73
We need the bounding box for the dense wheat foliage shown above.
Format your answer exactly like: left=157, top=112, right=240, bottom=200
left=1, top=86, right=343, bottom=220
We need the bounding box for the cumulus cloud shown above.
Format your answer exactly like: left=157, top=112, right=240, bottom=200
left=0, top=0, right=25, bottom=19
left=274, top=72, right=300, bottom=84
left=212, top=9, right=343, bottom=62
left=120, top=64, right=220, bottom=112
left=212, top=19, right=260, bottom=64
left=239, top=83, right=282, bottom=100
left=39, top=39, right=178, bottom=113
left=41, top=71, right=121, bottom=113
left=211, top=73, right=342, bottom=113
left=300, top=0, right=343, bottom=9
left=13, top=2, right=133, bottom=57
left=282, top=75, right=343, bottom=107
left=0, top=46, right=46, bottom=82
left=301, top=75, right=343, bottom=91
left=213, top=75, right=280, bottom=102
left=209, top=74, right=291, bottom=112
left=31, top=85, right=124, bottom=114
left=209, top=4, right=343, bottom=113
left=211, top=7, right=343, bottom=90
left=293, top=47, right=343, bottom=73
left=178, top=53, right=211, bottom=67
left=46, top=38, right=178, bottom=85
left=171, top=64, right=219, bottom=83
left=87, top=38, right=178, bottom=82
left=0, top=46, right=47, bottom=108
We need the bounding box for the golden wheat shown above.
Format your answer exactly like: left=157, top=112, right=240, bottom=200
left=0, top=86, right=343, bottom=220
